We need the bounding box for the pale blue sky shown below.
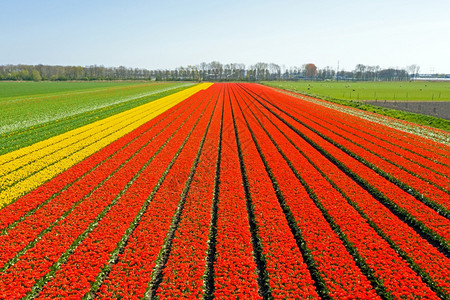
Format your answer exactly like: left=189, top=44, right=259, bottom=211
left=1, top=0, right=449, bottom=73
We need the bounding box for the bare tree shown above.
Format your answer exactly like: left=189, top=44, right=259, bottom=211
left=269, top=63, right=281, bottom=80
left=407, top=64, right=420, bottom=80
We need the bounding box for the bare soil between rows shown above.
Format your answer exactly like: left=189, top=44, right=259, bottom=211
left=364, top=101, right=450, bottom=120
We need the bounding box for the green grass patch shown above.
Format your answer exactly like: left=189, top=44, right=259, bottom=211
left=0, top=82, right=195, bottom=155
left=262, top=81, right=450, bottom=101
left=262, top=81, right=450, bottom=132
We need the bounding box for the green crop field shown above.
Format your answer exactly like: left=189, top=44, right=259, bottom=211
left=0, top=81, right=194, bottom=154
left=263, top=81, right=450, bottom=101
left=0, top=81, right=145, bottom=99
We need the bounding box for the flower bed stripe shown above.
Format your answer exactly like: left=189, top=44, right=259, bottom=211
left=0, top=83, right=212, bottom=208
left=242, top=85, right=450, bottom=298
left=230, top=85, right=321, bottom=299
left=0, top=92, right=199, bottom=271
left=211, top=86, right=261, bottom=299
left=282, top=97, right=450, bottom=179
left=144, top=89, right=219, bottom=299
left=35, top=86, right=217, bottom=299
left=273, top=88, right=450, bottom=171
left=269, top=86, right=450, bottom=161
left=88, top=86, right=217, bottom=299
left=239, top=84, right=440, bottom=299
left=0, top=83, right=194, bottom=155
left=153, top=85, right=224, bottom=299
left=244, top=85, right=450, bottom=250
left=0, top=89, right=209, bottom=299
left=234, top=85, right=381, bottom=299
left=256, top=87, right=450, bottom=212
left=272, top=92, right=450, bottom=183
left=0, top=89, right=196, bottom=233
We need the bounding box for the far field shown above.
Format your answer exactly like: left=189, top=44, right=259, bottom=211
left=0, top=81, right=194, bottom=154
left=0, top=81, right=146, bottom=99
left=263, top=80, right=450, bottom=101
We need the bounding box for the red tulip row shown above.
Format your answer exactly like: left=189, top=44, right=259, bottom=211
left=0, top=94, right=197, bottom=270
left=275, top=91, right=450, bottom=183
left=36, top=86, right=217, bottom=298
left=238, top=83, right=442, bottom=299
left=289, top=98, right=450, bottom=179
left=230, top=85, right=319, bottom=299
left=267, top=111, right=450, bottom=297
left=154, top=86, right=224, bottom=299
left=243, top=85, right=450, bottom=298
left=233, top=85, right=380, bottom=299
left=94, top=86, right=218, bottom=299
left=0, top=89, right=196, bottom=232
left=210, top=87, right=261, bottom=299
left=259, top=87, right=450, bottom=212
left=247, top=84, right=450, bottom=247
left=318, top=122, right=449, bottom=209
left=277, top=88, right=450, bottom=173
left=274, top=86, right=450, bottom=164
left=0, top=90, right=207, bottom=299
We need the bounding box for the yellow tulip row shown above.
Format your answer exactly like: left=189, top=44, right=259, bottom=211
left=0, top=83, right=212, bottom=208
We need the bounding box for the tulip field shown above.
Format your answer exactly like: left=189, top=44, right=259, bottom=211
left=0, top=82, right=449, bottom=299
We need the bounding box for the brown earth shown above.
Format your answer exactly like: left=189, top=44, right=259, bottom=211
left=364, top=101, right=450, bottom=120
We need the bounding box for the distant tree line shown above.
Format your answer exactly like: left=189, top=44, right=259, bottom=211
left=0, top=65, right=151, bottom=81
left=0, top=62, right=433, bottom=82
